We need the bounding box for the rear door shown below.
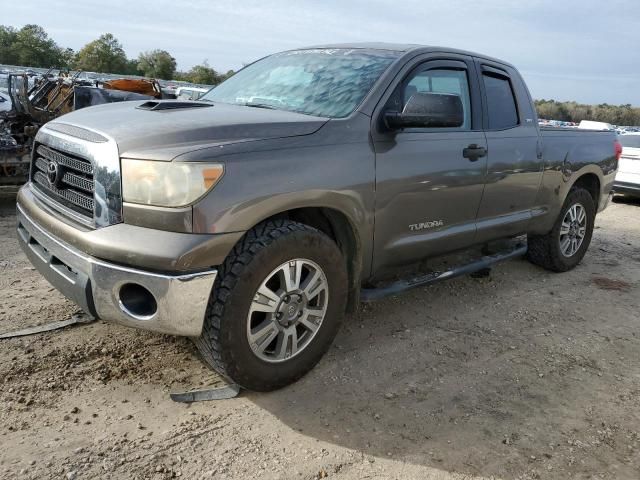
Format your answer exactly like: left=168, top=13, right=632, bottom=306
left=474, top=61, right=543, bottom=243
left=371, top=55, right=487, bottom=274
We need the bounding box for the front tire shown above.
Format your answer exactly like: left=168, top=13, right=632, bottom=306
left=195, top=219, right=348, bottom=391
left=527, top=187, right=596, bottom=272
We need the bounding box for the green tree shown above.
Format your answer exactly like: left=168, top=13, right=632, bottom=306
left=4, top=24, right=65, bottom=67
left=173, top=63, right=234, bottom=85
left=60, top=48, right=75, bottom=69
left=0, top=26, right=18, bottom=64
left=190, top=63, right=220, bottom=84
left=75, top=33, right=128, bottom=73
left=137, top=49, right=177, bottom=79
left=123, top=58, right=141, bottom=76
left=220, top=69, right=235, bottom=82
left=534, top=99, right=640, bottom=126
left=192, top=61, right=222, bottom=84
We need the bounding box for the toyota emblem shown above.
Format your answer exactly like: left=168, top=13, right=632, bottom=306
left=47, top=161, right=60, bottom=186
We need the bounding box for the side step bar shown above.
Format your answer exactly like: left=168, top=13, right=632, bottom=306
left=360, top=243, right=528, bottom=302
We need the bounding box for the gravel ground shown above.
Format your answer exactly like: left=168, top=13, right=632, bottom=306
left=1, top=197, right=640, bottom=480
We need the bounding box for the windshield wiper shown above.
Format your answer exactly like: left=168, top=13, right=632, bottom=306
left=241, top=102, right=278, bottom=110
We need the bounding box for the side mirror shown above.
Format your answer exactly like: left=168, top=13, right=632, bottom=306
left=384, top=92, right=464, bottom=130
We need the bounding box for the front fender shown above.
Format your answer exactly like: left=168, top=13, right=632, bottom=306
left=190, top=132, right=376, bottom=277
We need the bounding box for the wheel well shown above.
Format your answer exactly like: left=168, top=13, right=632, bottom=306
left=572, top=173, right=600, bottom=207
left=272, top=207, right=362, bottom=313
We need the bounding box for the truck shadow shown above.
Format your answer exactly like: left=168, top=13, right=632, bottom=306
left=249, top=259, right=639, bottom=478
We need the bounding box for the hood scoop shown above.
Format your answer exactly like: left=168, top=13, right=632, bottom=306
left=137, top=101, right=213, bottom=111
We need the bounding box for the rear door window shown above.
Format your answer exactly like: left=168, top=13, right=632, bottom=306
left=482, top=73, right=519, bottom=130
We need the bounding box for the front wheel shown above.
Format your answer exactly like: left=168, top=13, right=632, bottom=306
left=527, top=187, right=596, bottom=272
left=195, top=219, right=348, bottom=391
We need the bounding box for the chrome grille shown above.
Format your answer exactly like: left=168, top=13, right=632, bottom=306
left=32, top=144, right=95, bottom=218
left=62, top=171, right=94, bottom=193
left=36, top=145, right=93, bottom=174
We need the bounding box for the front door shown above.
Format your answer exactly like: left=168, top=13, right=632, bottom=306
left=372, top=57, right=487, bottom=275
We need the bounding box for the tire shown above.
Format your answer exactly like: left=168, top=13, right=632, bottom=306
left=195, top=219, right=348, bottom=391
left=527, top=187, right=596, bottom=272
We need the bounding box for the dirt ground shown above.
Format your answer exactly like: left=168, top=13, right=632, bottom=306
left=1, top=198, right=640, bottom=480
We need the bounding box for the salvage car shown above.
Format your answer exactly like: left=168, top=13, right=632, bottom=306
left=1, top=70, right=171, bottom=185
left=15, top=44, right=619, bottom=390
left=0, top=91, right=11, bottom=113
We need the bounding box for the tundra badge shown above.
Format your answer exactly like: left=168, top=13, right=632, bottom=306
left=409, top=220, right=444, bottom=231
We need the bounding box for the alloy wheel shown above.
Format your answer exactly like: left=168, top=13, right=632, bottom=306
left=246, top=258, right=329, bottom=363
left=559, top=203, right=587, bottom=257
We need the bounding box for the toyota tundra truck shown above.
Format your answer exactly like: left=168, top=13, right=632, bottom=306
left=15, top=44, right=620, bottom=391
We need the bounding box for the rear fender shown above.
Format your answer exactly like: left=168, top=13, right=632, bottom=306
left=531, top=164, right=608, bottom=234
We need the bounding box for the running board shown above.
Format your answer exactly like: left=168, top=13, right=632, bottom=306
left=360, top=243, right=528, bottom=302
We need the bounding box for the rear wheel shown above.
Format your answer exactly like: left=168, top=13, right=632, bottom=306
left=195, top=219, right=348, bottom=391
left=527, top=187, right=596, bottom=272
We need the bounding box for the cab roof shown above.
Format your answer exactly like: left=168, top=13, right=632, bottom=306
left=299, top=42, right=515, bottom=69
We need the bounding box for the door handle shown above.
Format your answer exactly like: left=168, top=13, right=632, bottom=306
left=463, top=144, right=487, bottom=161
left=536, top=140, right=543, bottom=159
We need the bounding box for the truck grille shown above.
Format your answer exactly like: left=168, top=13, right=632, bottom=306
left=32, top=144, right=95, bottom=219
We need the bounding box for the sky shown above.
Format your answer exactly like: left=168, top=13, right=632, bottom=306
left=7, top=0, right=640, bottom=105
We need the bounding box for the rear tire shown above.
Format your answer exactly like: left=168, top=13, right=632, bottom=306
left=195, top=219, right=348, bottom=391
left=527, top=187, right=596, bottom=272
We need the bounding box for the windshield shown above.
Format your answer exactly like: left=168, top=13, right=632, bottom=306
left=201, top=48, right=400, bottom=118
left=619, top=135, right=640, bottom=148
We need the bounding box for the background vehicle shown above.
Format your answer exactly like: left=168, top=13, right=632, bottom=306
left=16, top=44, right=619, bottom=391
left=0, top=91, right=11, bottom=113
left=579, top=119, right=615, bottom=131
left=175, top=86, right=209, bottom=100
left=614, top=133, right=640, bottom=197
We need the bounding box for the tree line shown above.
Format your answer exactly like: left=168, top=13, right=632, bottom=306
left=0, top=24, right=234, bottom=85
left=535, top=99, right=640, bottom=126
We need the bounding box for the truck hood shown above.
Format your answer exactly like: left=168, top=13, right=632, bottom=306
left=48, top=100, right=329, bottom=161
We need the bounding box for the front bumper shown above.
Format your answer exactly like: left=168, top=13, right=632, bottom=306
left=16, top=204, right=217, bottom=337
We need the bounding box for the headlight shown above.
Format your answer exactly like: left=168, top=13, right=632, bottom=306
left=121, top=159, right=224, bottom=207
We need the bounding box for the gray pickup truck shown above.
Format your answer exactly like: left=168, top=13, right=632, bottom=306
left=16, top=44, right=620, bottom=390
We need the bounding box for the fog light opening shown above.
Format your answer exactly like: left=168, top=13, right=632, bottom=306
left=118, top=283, right=158, bottom=320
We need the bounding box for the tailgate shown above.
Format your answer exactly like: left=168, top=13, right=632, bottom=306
left=616, top=147, right=640, bottom=184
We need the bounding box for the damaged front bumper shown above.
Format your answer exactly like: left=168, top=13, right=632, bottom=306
left=16, top=204, right=217, bottom=337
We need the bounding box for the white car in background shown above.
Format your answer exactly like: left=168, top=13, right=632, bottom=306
left=614, top=133, right=640, bottom=198
left=175, top=86, right=209, bottom=100
left=578, top=120, right=615, bottom=131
